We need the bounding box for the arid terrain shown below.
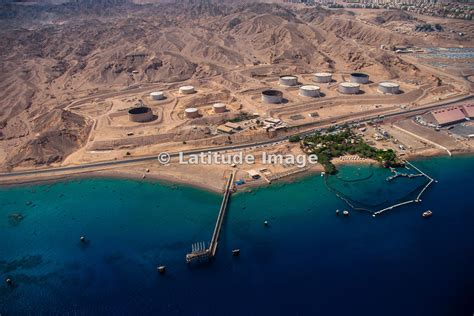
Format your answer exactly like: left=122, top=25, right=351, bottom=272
left=0, top=0, right=473, bottom=188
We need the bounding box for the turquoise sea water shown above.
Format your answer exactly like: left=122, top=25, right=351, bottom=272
left=0, top=156, right=473, bottom=315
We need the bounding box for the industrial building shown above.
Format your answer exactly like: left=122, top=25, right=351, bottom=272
left=338, top=82, right=360, bottom=94
left=378, top=82, right=400, bottom=94
left=179, top=86, right=196, bottom=94
left=150, top=91, right=165, bottom=100
left=350, top=72, right=370, bottom=84
left=128, top=106, right=154, bottom=122
left=461, top=104, right=474, bottom=118
left=185, top=107, right=199, bottom=118
left=261, top=90, right=283, bottom=104
left=299, top=85, right=320, bottom=97
left=279, top=75, right=298, bottom=86
left=314, top=72, right=332, bottom=83
left=213, top=103, right=227, bottom=113
left=430, top=107, right=467, bottom=126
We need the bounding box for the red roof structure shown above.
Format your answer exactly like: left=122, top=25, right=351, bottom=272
left=430, top=107, right=466, bottom=126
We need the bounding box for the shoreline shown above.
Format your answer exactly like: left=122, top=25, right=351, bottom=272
left=1, top=151, right=472, bottom=192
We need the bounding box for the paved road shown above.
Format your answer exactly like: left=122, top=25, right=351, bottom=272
left=1, top=94, right=472, bottom=179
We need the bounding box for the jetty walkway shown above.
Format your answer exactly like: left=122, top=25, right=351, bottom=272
left=186, top=171, right=235, bottom=263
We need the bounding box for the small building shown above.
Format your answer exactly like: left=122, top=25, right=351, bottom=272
left=224, top=122, right=242, bottom=130
left=247, top=170, right=260, bottom=179
left=217, top=125, right=235, bottom=134
left=264, top=118, right=281, bottom=125
left=430, top=107, right=466, bottom=126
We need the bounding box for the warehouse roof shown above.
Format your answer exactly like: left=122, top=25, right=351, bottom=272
left=431, top=107, right=466, bottom=126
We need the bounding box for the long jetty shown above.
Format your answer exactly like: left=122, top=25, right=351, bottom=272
left=186, top=171, right=235, bottom=263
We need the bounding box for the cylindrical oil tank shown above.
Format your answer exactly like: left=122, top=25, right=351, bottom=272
left=128, top=106, right=154, bottom=122
left=185, top=107, right=199, bottom=118
left=179, top=86, right=196, bottom=94
left=150, top=91, right=165, bottom=101
left=261, top=90, right=283, bottom=104
left=299, top=85, right=321, bottom=97
left=279, top=75, right=298, bottom=86
left=213, top=103, right=227, bottom=113
left=338, top=82, right=360, bottom=94
left=350, top=72, right=370, bottom=84
left=314, top=72, right=333, bottom=83
left=378, top=82, right=400, bottom=94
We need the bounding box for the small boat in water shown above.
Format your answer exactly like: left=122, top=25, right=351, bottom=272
left=422, top=210, right=432, bottom=218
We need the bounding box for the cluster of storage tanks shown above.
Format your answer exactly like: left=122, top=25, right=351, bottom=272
left=136, top=74, right=401, bottom=121
left=337, top=73, right=400, bottom=95
left=263, top=72, right=400, bottom=101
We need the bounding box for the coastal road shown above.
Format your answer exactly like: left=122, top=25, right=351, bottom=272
left=1, top=94, right=472, bottom=179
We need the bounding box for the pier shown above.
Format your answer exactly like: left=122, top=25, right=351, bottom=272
left=373, top=160, right=435, bottom=216
left=186, top=171, right=235, bottom=263
left=325, top=160, right=436, bottom=216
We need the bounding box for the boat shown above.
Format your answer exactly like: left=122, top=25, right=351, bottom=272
left=422, top=210, right=432, bottom=218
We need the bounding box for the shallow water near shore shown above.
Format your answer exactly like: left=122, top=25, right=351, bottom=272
left=1, top=156, right=473, bottom=315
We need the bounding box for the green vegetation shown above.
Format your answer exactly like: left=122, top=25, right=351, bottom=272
left=227, top=112, right=258, bottom=123
left=301, top=128, right=401, bottom=175
left=288, top=135, right=301, bottom=143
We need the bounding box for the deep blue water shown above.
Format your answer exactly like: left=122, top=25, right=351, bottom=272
left=1, top=156, right=473, bottom=315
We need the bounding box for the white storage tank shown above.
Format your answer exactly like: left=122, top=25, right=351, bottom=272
left=299, top=85, right=321, bottom=98
left=150, top=91, right=165, bottom=101
left=279, top=75, right=298, bottom=87
left=338, top=82, right=360, bottom=94
left=314, top=72, right=333, bottom=83
left=179, top=86, right=196, bottom=94
left=185, top=107, right=199, bottom=118
left=213, top=103, right=227, bottom=113
left=378, top=82, right=400, bottom=94
left=261, top=90, right=283, bottom=104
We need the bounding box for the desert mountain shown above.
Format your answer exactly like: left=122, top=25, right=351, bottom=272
left=0, top=0, right=471, bottom=168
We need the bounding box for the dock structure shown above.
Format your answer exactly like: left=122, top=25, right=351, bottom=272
left=325, top=160, right=436, bottom=216
left=373, top=160, right=435, bottom=216
left=186, top=171, right=235, bottom=263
